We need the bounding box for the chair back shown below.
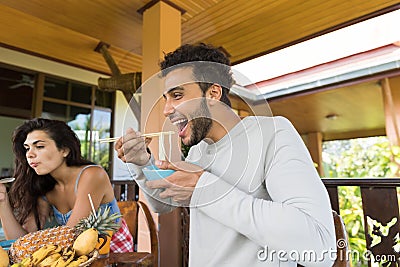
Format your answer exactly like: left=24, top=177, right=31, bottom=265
left=117, top=200, right=159, bottom=267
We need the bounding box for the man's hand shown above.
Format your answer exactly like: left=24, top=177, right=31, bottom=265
left=114, top=128, right=151, bottom=166
left=146, top=160, right=204, bottom=205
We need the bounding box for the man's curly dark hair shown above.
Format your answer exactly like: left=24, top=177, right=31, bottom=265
left=160, top=43, right=235, bottom=107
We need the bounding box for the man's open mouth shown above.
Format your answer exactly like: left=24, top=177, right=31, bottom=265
left=172, top=118, right=188, bottom=136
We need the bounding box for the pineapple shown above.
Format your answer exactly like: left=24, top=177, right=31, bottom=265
left=9, top=206, right=121, bottom=263
left=75, top=206, right=121, bottom=238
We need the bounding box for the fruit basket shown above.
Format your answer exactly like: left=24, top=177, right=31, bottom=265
left=5, top=205, right=120, bottom=266
left=78, top=249, right=99, bottom=267
left=6, top=247, right=99, bottom=267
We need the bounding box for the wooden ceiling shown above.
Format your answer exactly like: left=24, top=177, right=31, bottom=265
left=229, top=77, right=390, bottom=141
left=268, top=80, right=387, bottom=141
left=0, top=0, right=399, bottom=75
left=0, top=0, right=399, bottom=141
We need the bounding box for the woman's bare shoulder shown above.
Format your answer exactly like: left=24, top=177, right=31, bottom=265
left=79, top=165, right=110, bottom=183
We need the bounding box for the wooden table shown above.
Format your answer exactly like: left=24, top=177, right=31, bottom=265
left=90, top=252, right=154, bottom=267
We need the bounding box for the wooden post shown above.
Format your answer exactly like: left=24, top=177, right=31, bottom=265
left=138, top=1, right=184, bottom=267
left=381, top=78, right=400, bottom=146
left=305, top=132, right=324, bottom=177
left=32, top=73, right=45, bottom=117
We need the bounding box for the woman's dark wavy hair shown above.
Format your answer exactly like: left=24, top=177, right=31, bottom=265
left=10, top=118, right=92, bottom=229
left=160, top=43, right=235, bottom=107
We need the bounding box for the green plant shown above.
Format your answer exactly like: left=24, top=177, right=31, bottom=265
left=323, top=137, right=400, bottom=266
left=339, top=185, right=366, bottom=265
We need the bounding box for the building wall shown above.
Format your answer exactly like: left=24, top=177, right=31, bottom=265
left=0, top=116, right=25, bottom=174
left=112, top=91, right=140, bottom=180
left=0, top=47, right=104, bottom=85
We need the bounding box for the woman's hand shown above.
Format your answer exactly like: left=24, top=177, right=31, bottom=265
left=0, top=184, right=7, bottom=203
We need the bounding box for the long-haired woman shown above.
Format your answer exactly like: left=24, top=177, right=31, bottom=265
left=0, top=118, right=133, bottom=252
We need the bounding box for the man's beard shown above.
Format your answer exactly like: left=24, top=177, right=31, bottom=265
left=186, top=98, right=212, bottom=147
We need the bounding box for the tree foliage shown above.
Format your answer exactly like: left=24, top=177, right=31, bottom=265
left=323, top=137, right=400, bottom=266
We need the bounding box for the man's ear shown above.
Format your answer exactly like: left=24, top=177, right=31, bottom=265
left=207, top=84, right=222, bottom=103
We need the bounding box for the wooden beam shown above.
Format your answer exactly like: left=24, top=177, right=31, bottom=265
left=95, top=42, right=142, bottom=126
left=381, top=78, right=400, bottom=145
left=140, top=2, right=182, bottom=266
left=95, top=42, right=120, bottom=76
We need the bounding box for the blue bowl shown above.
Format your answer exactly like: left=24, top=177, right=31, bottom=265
left=142, top=165, right=175, bottom=181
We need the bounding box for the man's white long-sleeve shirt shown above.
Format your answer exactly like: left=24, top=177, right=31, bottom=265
left=132, top=116, right=336, bottom=266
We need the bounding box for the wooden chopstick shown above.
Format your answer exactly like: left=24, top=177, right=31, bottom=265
left=98, top=131, right=175, bottom=143
left=99, top=137, right=120, bottom=143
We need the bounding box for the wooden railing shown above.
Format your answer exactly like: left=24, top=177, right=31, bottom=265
left=322, top=178, right=400, bottom=266
left=111, top=178, right=400, bottom=266
left=111, top=179, right=139, bottom=201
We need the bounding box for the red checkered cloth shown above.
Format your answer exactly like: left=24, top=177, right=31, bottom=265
left=110, top=218, right=134, bottom=253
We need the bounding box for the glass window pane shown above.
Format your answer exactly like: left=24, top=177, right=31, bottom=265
left=42, top=102, right=66, bottom=120
left=42, top=102, right=91, bottom=122
left=68, top=113, right=92, bottom=160
left=42, top=102, right=92, bottom=159
left=44, top=78, right=92, bottom=105
left=91, top=109, right=112, bottom=171
left=0, top=67, right=33, bottom=117
left=71, top=83, right=92, bottom=104
left=44, top=77, right=68, bottom=100
left=95, top=90, right=113, bottom=108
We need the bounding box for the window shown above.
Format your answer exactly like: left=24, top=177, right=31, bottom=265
left=0, top=66, right=34, bottom=118
left=91, top=109, right=112, bottom=172
left=41, top=76, right=113, bottom=171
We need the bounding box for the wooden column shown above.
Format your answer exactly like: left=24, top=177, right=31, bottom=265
left=138, top=1, right=183, bottom=267
left=305, top=132, right=324, bottom=177
left=32, top=73, right=45, bottom=117
left=381, top=77, right=400, bottom=146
